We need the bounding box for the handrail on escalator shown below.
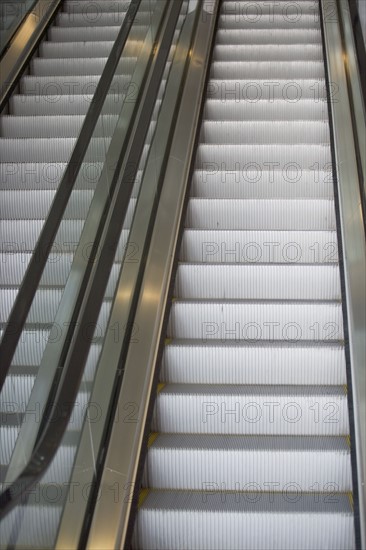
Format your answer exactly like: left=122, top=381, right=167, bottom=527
left=0, top=0, right=63, bottom=110
left=0, top=0, right=38, bottom=58
left=0, top=0, right=142, bottom=391
left=339, top=0, right=366, bottom=228
left=0, top=0, right=184, bottom=527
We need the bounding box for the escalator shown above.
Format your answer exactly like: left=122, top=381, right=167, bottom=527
left=0, top=0, right=140, bottom=545
left=0, top=0, right=180, bottom=546
left=132, top=1, right=357, bottom=548
left=0, top=0, right=365, bottom=549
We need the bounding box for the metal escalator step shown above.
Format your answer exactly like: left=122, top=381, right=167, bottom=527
left=63, top=0, right=130, bottom=13
left=0, top=442, right=80, bottom=545
left=0, top=505, right=63, bottom=549
left=215, top=28, right=322, bottom=44
left=144, top=434, right=351, bottom=490
left=222, top=1, right=319, bottom=9
left=185, top=199, right=335, bottom=230
left=55, top=11, right=128, bottom=27
left=0, top=114, right=119, bottom=138
left=218, top=14, right=321, bottom=29
left=0, top=376, right=36, bottom=413
left=30, top=56, right=137, bottom=76
left=167, top=300, right=343, bottom=341
left=0, top=220, right=130, bottom=255
left=19, top=74, right=131, bottom=95
left=199, top=120, right=330, bottom=144
left=0, top=374, right=93, bottom=414
left=210, top=61, right=324, bottom=79
left=0, top=253, right=122, bottom=293
left=195, top=144, right=331, bottom=169
left=180, top=229, right=339, bottom=263
left=1, top=190, right=95, bottom=218
left=0, top=426, right=20, bottom=464
left=10, top=86, right=162, bottom=115
left=1, top=283, right=117, bottom=331
left=203, top=99, right=329, bottom=121
left=55, top=10, right=160, bottom=27
left=213, top=44, right=323, bottom=62
left=0, top=219, right=84, bottom=246
left=9, top=94, right=125, bottom=116
left=1, top=391, right=89, bottom=430
left=48, top=24, right=120, bottom=41
left=206, top=79, right=327, bottom=101
left=0, top=253, right=74, bottom=286
left=190, top=171, right=334, bottom=199
left=0, top=329, right=48, bottom=367
left=0, top=137, right=111, bottom=162
left=40, top=39, right=140, bottom=58
left=39, top=40, right=114, bottom=58
left=160, top=340, right=346, bottom=385
left=152, top=384, right=349, bottom=435
left=1, top=290, right=112, bottom=330
left=174, top=264, right=341, bottom=300
left=134, top=491, right=355, bottom=550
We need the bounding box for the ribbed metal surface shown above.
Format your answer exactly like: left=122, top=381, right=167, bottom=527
left=134, top=1, right=356, bottom=548
left=0, top=1, right=143, bottom=546
left=0, top=1, right=188, bottom=546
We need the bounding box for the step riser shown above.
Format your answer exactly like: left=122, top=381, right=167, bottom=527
left=174, top=265, right=341, bottom=300
left=206, top=79, right=328, bottom=101
left=153, top=394, right=349, bottom=435
left=161, top=345, right=346, bottom=385
left=168, top=302, right=344, bottom=341
left=215, top=29, right=322, bottom=45
left=203, top=99, right=329, bottom=121
left=143, top=449, right=352, bottom=491
left=180, top=231, right=339, bottom=263
left=213, top=45, right=323, bottom=62
left=210, top=61, right=324, bottom=80
left=186, top=199, right=336, bottom=231
left=199, top=121, right=330, bottom=144
left=0, top=289, right=112, bottom=326
left=134, top=511, right=354, bottom=550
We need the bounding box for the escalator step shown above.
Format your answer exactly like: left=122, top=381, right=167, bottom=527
left=167, top=300, right=343, bottom=341
left=215, top=28, right=322, bottom=44
left=206, top=79, right=327, bottom=101
left=134, top=491, right=354, bottom=550
left=213, top=44, right=323, bottom=61
left=185, top=198, right=335, bottom=230
left=152, top=384, right=349, bottom=435
left=143, top=433, right=351, bottom=490
left=174, top=264, right=341, bottom=300
left=180, top=229, right=339, bottom=263
left=203, top=98, right=329, bottom=120
left=160, top=340, right=346, bottom=385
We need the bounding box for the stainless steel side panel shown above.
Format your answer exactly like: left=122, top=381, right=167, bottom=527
left=322, top=0, right=366, bottom=545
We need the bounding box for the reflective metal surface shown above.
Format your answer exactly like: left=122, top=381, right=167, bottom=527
left=0, top=0, right=62, bottom=110
left=3, top=0, right=149, bottom=487
left=56, top=2, right=191, bottom=548
left=339, top=0, right=366, bottom=200
left=85, top=2, right=219, bottom=548
left=322, top=0, right=366, bottom=545
left=0, top=0, right=37, bottom=56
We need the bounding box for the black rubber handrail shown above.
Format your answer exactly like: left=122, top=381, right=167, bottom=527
left=0, top=0, right=183, bottom=523
left=0, top=0, right=142, bottom=391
